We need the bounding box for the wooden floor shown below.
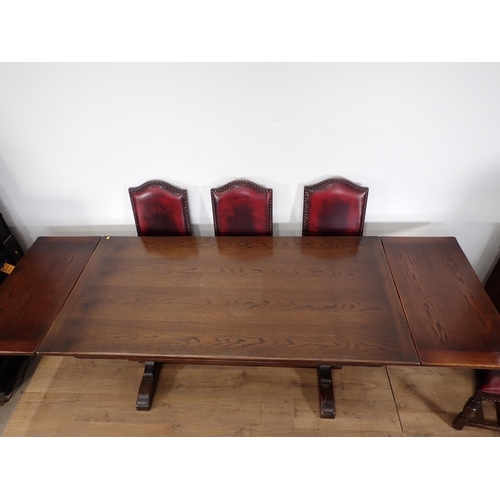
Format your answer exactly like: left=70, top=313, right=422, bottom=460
left=2, top=356, right=499, bottom=437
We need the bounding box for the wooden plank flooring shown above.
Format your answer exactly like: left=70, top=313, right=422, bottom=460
left=2, top=356, right=499, bottom=436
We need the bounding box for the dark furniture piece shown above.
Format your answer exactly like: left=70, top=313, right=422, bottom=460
left=211, top=180, right=273, bottom=236
left=302, top=177, right=369, bottom=236
left=128, top=180, right=192, bottom=410
left=2, top=235, right=500, bottom=422
left=0, top=356, right=30, bottom=405
left=452, top=254, right=500, bottom=431
left=0, top=213, right=27, bottom=405
left=128, top=180, right=191, bottom=236
left=0, top=213, right=24, bottom=286
left=0, top=236, right=24, bottom=286
left=485, top=254, right=500, bottom=312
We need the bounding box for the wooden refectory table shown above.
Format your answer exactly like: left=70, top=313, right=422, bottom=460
left=1, top=235, right=499, bottom=419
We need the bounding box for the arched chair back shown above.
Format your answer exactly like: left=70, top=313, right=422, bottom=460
left=128, top=180, right=191, bottom=236
left=302, top=177, right=369, bottom=236
left=211, top=180, right=273, bottom=236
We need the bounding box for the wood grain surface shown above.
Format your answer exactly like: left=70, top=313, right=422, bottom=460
left=39, top=236, right=419, bottom=366
left=382, top=237, right=500, bottom=367
left=0, top=237, right=100, bottom=354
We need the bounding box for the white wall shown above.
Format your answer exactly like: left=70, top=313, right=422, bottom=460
left=1, top=62, right=499, bottom=279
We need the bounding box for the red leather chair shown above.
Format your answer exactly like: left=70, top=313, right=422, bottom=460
left=453, top=370, right=500, bottom=431
left=128, top=180, right=191, bottom=236
left=128, top=179, right=191, bottom=412
left=453, top=256, right=500, bottom=432
left=302, top=177, right=369, bottom=236
left=211, top=180, right=273, bottom=236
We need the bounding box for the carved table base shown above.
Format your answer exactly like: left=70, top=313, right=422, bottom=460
left=317, top=365, right=336, bottom=419
left=136, top=361, right=162, bottom=411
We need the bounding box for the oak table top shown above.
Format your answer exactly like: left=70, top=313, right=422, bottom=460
left=38, top=236, right=420, bottom=367
left=4, top=234, right=500, bottom=420
left=0, top=237, right=100, bottom=355
left=382, top=237, right=500, bottom=368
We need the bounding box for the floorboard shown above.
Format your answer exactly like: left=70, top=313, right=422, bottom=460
left=2, top=356, right=498, bottom=437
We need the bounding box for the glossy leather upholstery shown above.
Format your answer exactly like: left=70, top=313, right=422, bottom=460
left=302, top=177, right=369, bottom=236
left=129, top=180, right=191, bottom=237
left=211, top=180, right=272, bottom=236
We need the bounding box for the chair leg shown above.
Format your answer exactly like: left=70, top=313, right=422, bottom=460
left=317, top=365, right=335, bottom=419
left=453, top=394, right=483, bottom=430
left=495, top=402, right=500, bottom=425
left=136, top=361, right=162, bottom=411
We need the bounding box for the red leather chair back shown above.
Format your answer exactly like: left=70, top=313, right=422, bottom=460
left=211, top=180, right=273, bottom=236
left=129, top=180, right=191, bottom=236
left=302, top=178, right=369, bottom=236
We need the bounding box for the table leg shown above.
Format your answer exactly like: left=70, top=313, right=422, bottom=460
left=317, top=365, right=335, bottom=419
left=136, top=361, right=162, bottom=411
